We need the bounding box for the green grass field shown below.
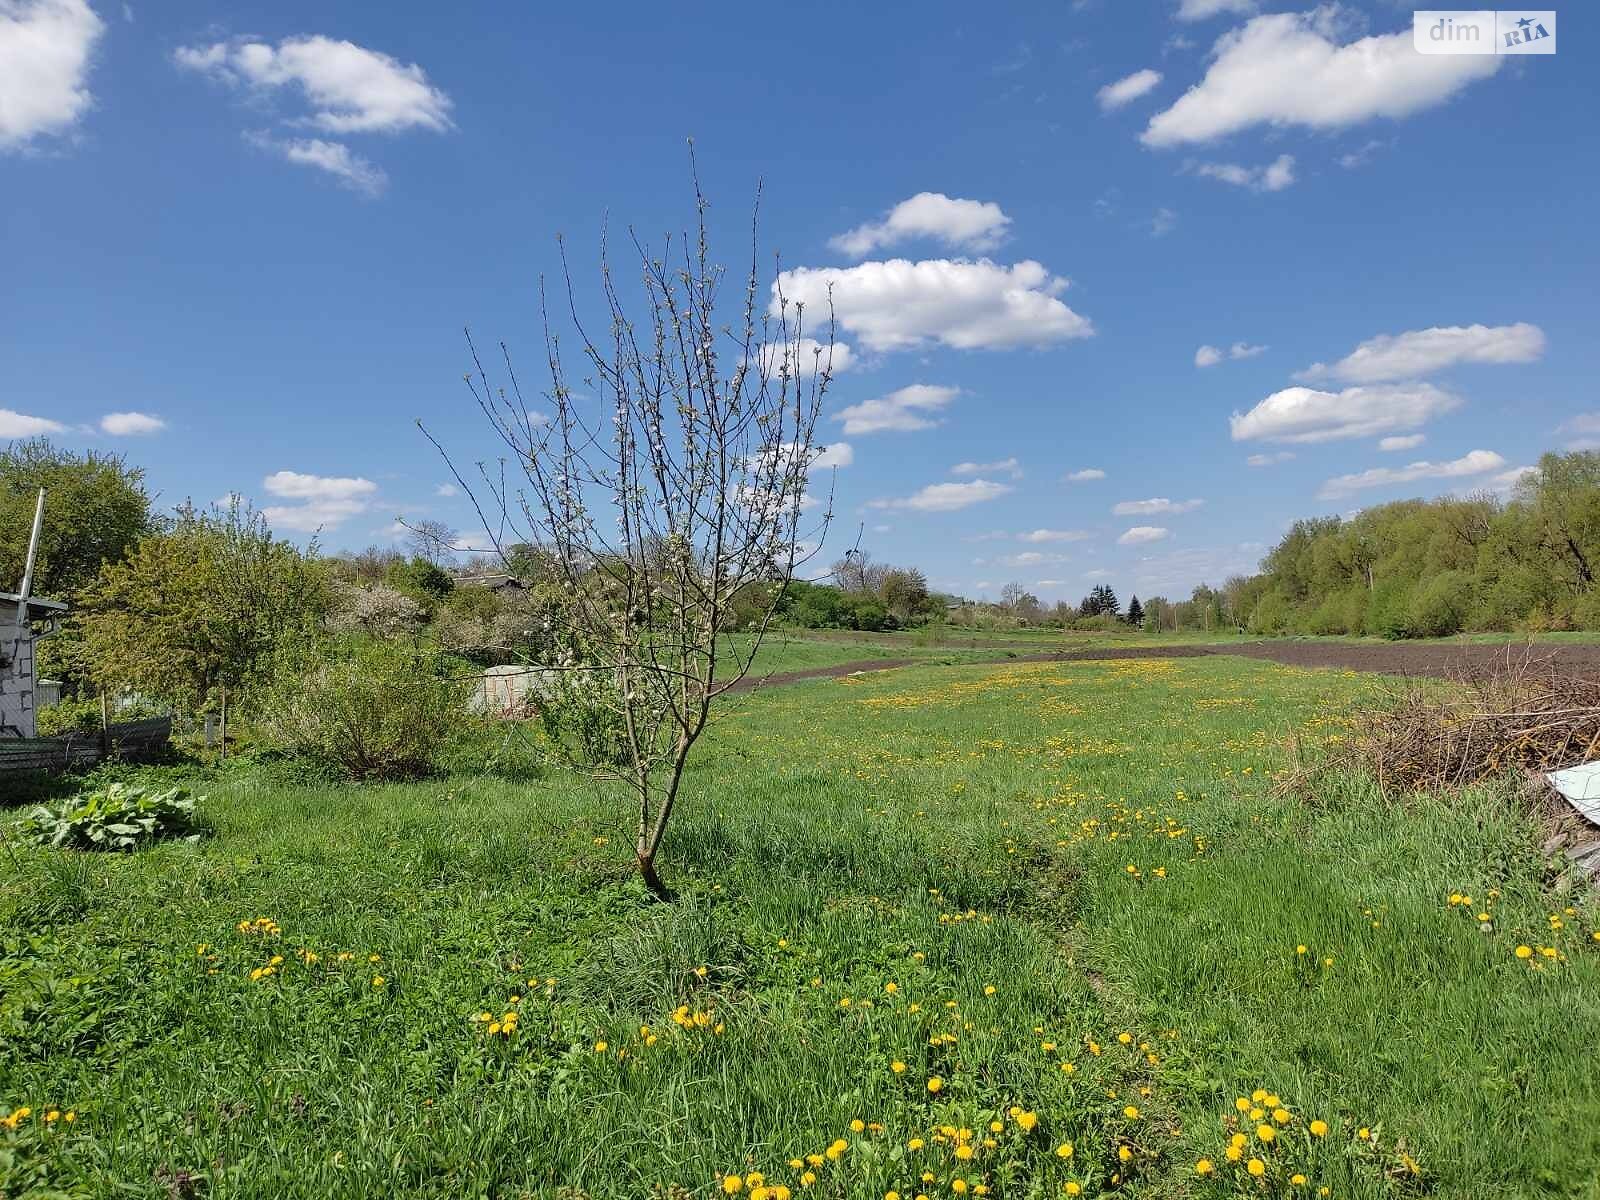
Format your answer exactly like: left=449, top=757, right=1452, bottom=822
left=4, top=655, right=1599, bottom=1199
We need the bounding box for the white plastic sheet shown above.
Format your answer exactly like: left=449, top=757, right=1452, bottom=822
left=1545, top=761, right=1600, bottom=824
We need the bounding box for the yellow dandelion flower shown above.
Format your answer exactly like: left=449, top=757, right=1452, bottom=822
left=1309, top=1119, right=1328, bottom=1137
left=1247, top=1158, right=1266, bottom=1177
left=926, top=1077, right=943, bottom=1094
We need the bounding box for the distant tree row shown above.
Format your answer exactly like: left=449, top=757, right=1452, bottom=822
left=1217, top=451, right=1600, bottom=638
left=778, top=552, right=944, bottom=631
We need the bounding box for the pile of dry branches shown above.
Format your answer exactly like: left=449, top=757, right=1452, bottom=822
left=1334, top=647, right=1600, bottom=793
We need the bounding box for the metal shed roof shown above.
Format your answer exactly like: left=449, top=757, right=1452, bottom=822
left=0, top=592, right=67, bottom=613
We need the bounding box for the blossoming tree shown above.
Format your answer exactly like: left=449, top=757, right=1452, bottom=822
left=429, top=171, right=835, bottom=898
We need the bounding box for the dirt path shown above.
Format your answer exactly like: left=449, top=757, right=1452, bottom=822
left=730, top=641, right=1600, bottom=692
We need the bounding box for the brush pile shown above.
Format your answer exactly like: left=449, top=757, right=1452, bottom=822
left=1335, top=646, right=1600, bottom=793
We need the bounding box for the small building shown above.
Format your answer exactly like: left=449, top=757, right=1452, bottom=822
left=0, top=591, right=68, bottom=739
left=457, top=572, right=525, bottom=593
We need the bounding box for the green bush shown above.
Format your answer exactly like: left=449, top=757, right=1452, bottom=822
left=18, top=783, right=205, bottom=851
left=34, top=696, right=101, bottom=737
left=1407, top=570, right=1474, bottom=638
left=1246, top=590, right=1293, bottom=635
left=1304, top=588, right=1367, bottom=636
left=259, top=639, right=470, bottom=780
left=1365, top=579, right=1413, bottom=639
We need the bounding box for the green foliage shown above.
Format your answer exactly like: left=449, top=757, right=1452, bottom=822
left=384, top=556, right=455, bottom=612
left=535, top=665, right=631, bottom=771
left=33, top=697, right=101, bottom=738
left=1407, top=570, right=1474, bottom=638
left=778, top=579, right=899, bottom=631
left=1235, top=453, right=1600, bottom=638
left=75, top=500, right=329, bottom=712
left=258, top=639, right=469, bottom=780
left=16, top=783, right=204, bottom=851
left=0, top=438, right=152, bottom=601
left=1366, top=578, right=1413, bottom=640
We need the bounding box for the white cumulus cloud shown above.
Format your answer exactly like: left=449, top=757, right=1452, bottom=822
left=1118, top=526, right=1171, bottom=545
left=1196, top=341, right=1266, bottom=367
left=1017, top=529, right=1090, bottom=543
left=869, top=479, right=1014, bottom=513
left=1065, top=468, right=1105, bottom=482
left=813, top=441, right=854, bottom=469
left=1230, top=382, right=1461, bottom=444
left=1112, top=497, right=1203, bottom=516
left=0, top=408, right=67, bottom=437
left=1378, top=434, right=1425, bottom=452
left=1176, top=0, right=1257, bottom=19
left=830, top=193, right=1011, bottom=257
left=174, top=34, right=452, bottom=134
left=99, top=411, right=165, bottom=435
left=1297, top=322, right=1546, bottom=384
left=1246, top=451, right=1295, bottom=467
left=952, top=457, right=1022, bottom=479
left=1143, top=10, right=1500, bottom=148
left=261, top=469, right=378, bottom=531
left=774, top=259, right=1093, bottom=353
left=834, top=384, right=958, bottom=435
left=247, top=133, right=387, bottom=195
left=1317, top=449, right=1506, bottom=499
left=757, top=337, right=854, bottom=378
left=1195, top=153, right=1296, bottom=192
left=0, top=0, right=104, bottom=152
left=1097, top=69, right=1162, bottom=111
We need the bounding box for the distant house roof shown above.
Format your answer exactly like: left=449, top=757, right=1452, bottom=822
left=0, top=592, right=67, bottom=613
left=458, top=573, right=524, bottom=591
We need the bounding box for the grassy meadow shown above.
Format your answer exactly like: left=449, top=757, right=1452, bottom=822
left=4, top=654, right=1600, bottom=1199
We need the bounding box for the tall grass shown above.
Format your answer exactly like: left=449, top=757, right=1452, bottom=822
left=1, top=656, right=1596, bottom=1197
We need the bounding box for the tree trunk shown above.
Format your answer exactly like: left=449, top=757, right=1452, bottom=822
left=636, top=851, right=673, bottom=902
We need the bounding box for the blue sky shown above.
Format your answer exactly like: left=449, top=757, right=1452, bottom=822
left=3, top=0, right=1596, bottom=603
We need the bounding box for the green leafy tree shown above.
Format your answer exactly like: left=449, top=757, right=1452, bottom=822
left=76, top=501, right=330, bottom=711
left=0, top=438, right=152, bottom=598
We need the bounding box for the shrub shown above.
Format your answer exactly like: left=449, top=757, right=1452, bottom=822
left=18, top=783, right=205, bottom=851
left=1572, top=590, right=1600, bottom=632
left=326, top=581, right=426, bottom=640
left=259, top=640, right=470, bottom=780
left=1407, top=570, right=1474, bottom=638
left=1365, top=579, right=1413, bottom=639
left=1305, top=588, right=1366, bottom=636
left=1246, top=591, right=1293, bottom=635
left=35, top=696, right=102, bottom=737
